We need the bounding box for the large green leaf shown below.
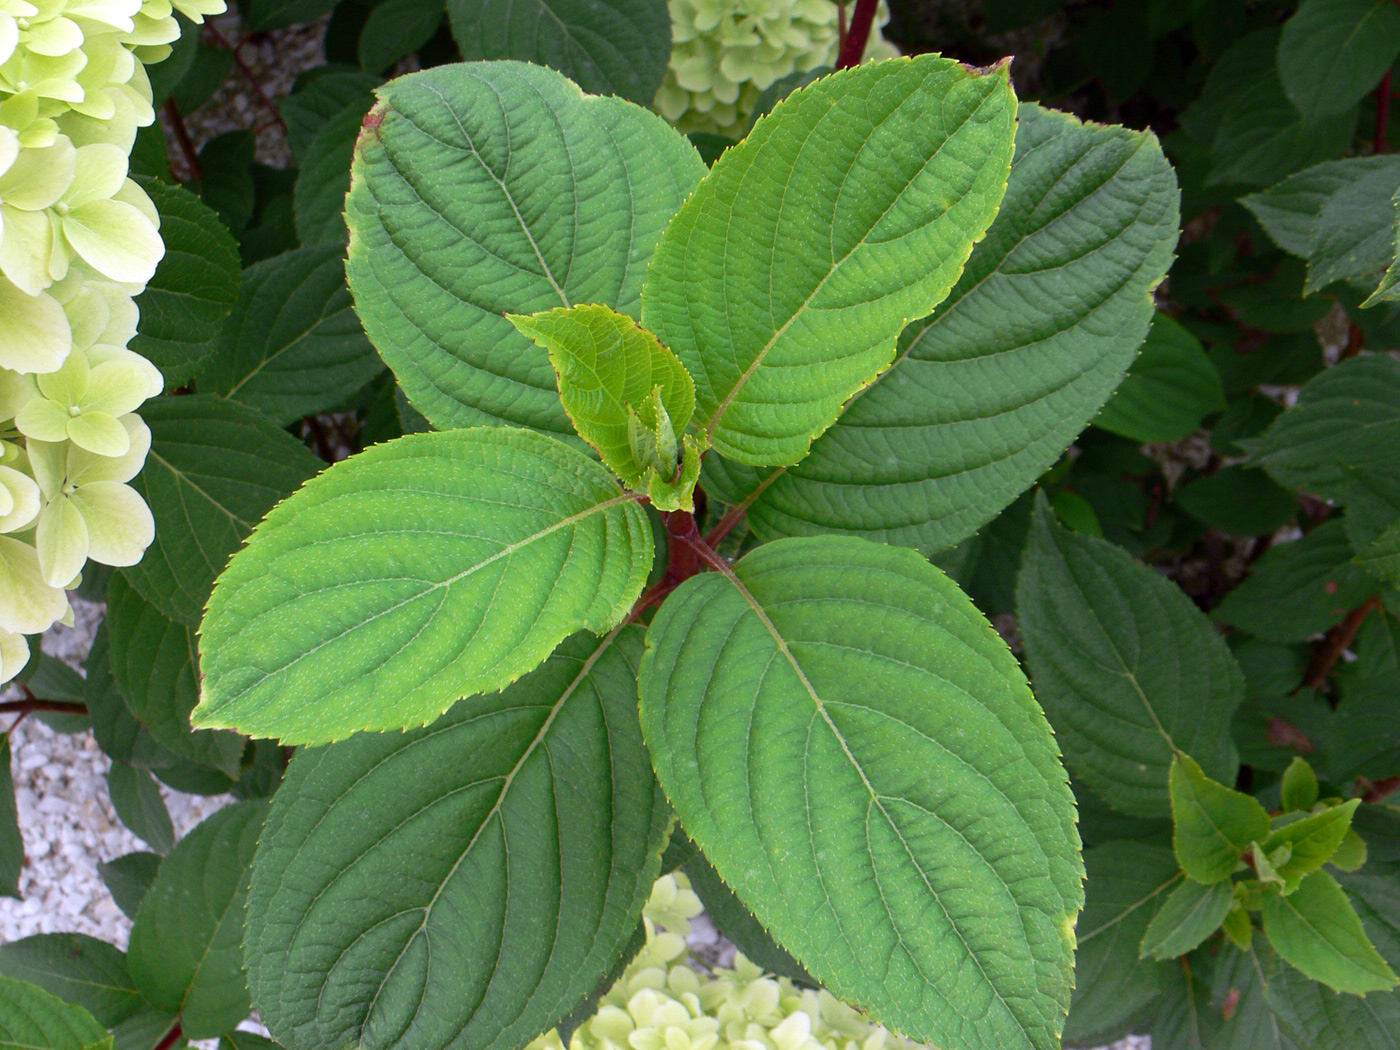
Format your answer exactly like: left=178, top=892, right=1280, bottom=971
left=1263, top=959, right=1400, bottom=1050
left=700, top=103, right=1179, bottom=553
left=105, top=575, right=243, bottom=778
left=1093, top=315, right=1224, bottom=443
left=1243, top=156, right=1400, bottom=259
left=196, top=427, right=652, bottom=744
left=1306, top=165, right=1400, bottom=294
left=345, top=61, right=706, bottom=434
left=1262, top=870, right=1398, bottom=994
left=294, top=105, right=365, bottom=247
left=643, top=56, right=1016, bottom=467
left=130, top=178, right=241, bottom=389
left=640, top=536, right=1082, bottom=1050
left=128, top=802, right=266, bottom=1039
left=1017, top=497, right=1243, bottom=817
left=447, top=0, right=670, bottom=104
left=121, top=396, right=322, bottom=628
left=683, top=853, right=812, bottom=986
left=358, top=0, right=444, bottom=73
left=0, top=935, right=140, bottom=1028
left=245, top=629, right=668, bottom=1050
left=280, top=68, right=382, bottom=164
left=203, top=246, right=383, bottom=425
left=0, top=976, right=113, bottom=1050
left=1278, top=0, right=1400, bottom=121
left=107, top=764, right=174, bottom=855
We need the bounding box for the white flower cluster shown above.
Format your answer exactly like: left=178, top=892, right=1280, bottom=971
left=531, top=874, right=929, bottom=1050
left=0, top=0, right=223, bottom=684
left=654, top=0, right=898, bottom=134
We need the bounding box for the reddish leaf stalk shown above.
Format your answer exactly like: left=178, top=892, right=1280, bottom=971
left=1378, top=70, right=1393, bottom=154
left=835, top=0, right=879, bottom=69
left=163, top=98, right=203, bottom=181
left=205, top=24, right=287, bottom=131
left=1303, top=595, right=1383, bottom=690
left=152, top=1021, right=183, bottom=1050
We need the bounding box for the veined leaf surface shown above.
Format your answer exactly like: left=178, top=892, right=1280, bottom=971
left=0, top=975, right=113, bottom=1050
left=701, top=103, right=1179, bottom=553
left=196, top=427, right=652, bottom=744
left=246, top=629, right=668, bottom=1050
left=640, top=536, right=1081, bottom=1050
left=345, top=61, right=706, bottom=434
left=642, top=55, right=1018, bottom=467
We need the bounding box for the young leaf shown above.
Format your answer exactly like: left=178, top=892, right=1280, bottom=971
left=345, top=61, right=706, bottom=434
left=1139, top=878, right=1234, bottom=961
left=1261, top=870, right=1399, bottom=994
left=508, top=304, right=702, bottom=510
left=128, top=802, right=267, bottom=1039
left=701, top=102, right=1179, bottom=555
left=245, top=630, right=668, bottom=1050
left=1093, top=315, right=1225, bottom=443
left=1170, top=751, right=1270, bottom=884
left=1281, top=757, right=1320, bottom=812
left=1260, top=800, right=1362, bottom=892
left=641, top=536, right=1082, bottom=1050
left=447, top=0, right=671, bottom=105
left=98, top=852, right=161, bottom=921
left=0, top=975, right=114, bottom=1050
left=0, top=934, right=141, bottom=1027
left=196, top=427, right=652, bottom=744
left=643, top=55, right=1016, bottom=468
left=1017, top=497, right=1243, bottom=817
left=122, top=395, right=322, bottom=628
left=0, top=738, right=18, bottom=899
left=1277, top=0, right=1400, bottom=121
left=106, top=764, right=174, bottom=856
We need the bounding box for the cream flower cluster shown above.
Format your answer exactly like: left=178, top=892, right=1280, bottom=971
left=530, top=874, right=929, bottom=1050
left=0, top=0, right=223, bottom=684
left=654, top=0, right=898, bottom=134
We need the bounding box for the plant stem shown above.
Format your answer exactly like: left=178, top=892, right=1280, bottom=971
left=163, top=98, right=203, bottom=181
left=152, top=1021, right=183, bottom=1050
left=837, top=1, right=847, bottom=55
left=1378, top=71, right=1393, bottom=154
left=205, top=23, right=287, bottom=131
left=662, top=511, right=702, bottom=586
left=1363, top=775, right=1400, bottom=803
left=0, top=684, right=88, bottom=718
left=1303, top=595, right=1383, bottom=690
left=835, top=0, right=878, bottom=69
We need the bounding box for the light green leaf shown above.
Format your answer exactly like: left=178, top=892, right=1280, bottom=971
left=245, top=629, right=668, bottom=1050
left=1139, top=878, right=1234, bottom=961
left=1281, top=757, right=1320, bottom=812
left=1063, top=842, right=1179, bottom=1048
left=1017, top=497, right=1242, bottom=817
left=508, top=304, right=702, bottom=510
left=641, top=536, right=1081, bottom=1050
left=345, top=61, right=705, bottom=434
left=129, top=802, right=266, bottom=1039
left=1093, top=315, right=1224, bottom=443
left=196, top=427, right=652, bottom=745
left=1278, top=0, right=1400, bottom=121
left=1170, top=751, right=1270, bottom=884
left=1243, top=156, right=1400, bottom=259
left=121, top=395, right=322, bottom=628
left=203, top=246, right=383, bottom=425
left=447, top=0, right=671, bottom=104
left=1262, top=870, right=1399, bottom=994
left=1262, top=801, right=1362, bottom=893
left=0, top=975, right=113, bottom=1050
left=105, top=575, right=243, bottom=778
left=643, top=55, right=1016, bottom=468
left=700, top=102, right=1179, bottom=554
left=0, top=935, right=140, bottom=1028
left=1362, top=185, right=1400, bottom=306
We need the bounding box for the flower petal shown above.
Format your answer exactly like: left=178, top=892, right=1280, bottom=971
left=0, top=277, right=69, bottom=372
left=0, top=205, right=57, bottom=296
left=14, top=396, right=73, bottom=441
left=0, top=627, right=28, bottom=685
left=67, top=142, right=128, bottom=206
left=0, top=463, right=40, bottom=531
left=65, top=409, right=129, bottom=456
left=60, top=197, right=162, bottom=284
left=35, top=493, right=88, bottom=586
left=0, top=534, right=70, bottom=633
left=25, top=438, right=66, bottom=496
left=71, top=480, right=152, bottom=566
left=0, top=138, right=75, bottom=209
left=70, top=412, right=149, bottom=484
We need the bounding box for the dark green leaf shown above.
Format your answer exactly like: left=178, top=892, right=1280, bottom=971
left=98, top=852, right=161, bottom=921
left=1281, top=757, right=1320, bottom=811
left=1263, top=959, right=1400, bottom=1050
left=1278, top=0, right=1400, bottom=121
left=1328, top=672, right=1400, bottom=780
left=357, top=0, right=443, bottom=71
left=1175, top=467, right=1297, bottom=536
left=279, top=67, right=382, bottom=164
left=110, top=1010, right=182, bottom=1050
left=0, top=975, right=114, bottom=1050
left=0, top=935, right=141, bottom=1027
left=1093, top=315, right=1224, bottom=442
left=684, top=853, right=813, bottom=986
left=242, top=0, right=338, bottom=32
left=171, top=43, right=234, bottom=116
left=1307, top=165, right=1400, bottom=294
left=106, top=765, right=174, bottom=855
left=1243, top=156, right=1400, bottom=258
left=0, top=739, right=18, bottom=899
left=293, top=104, right=365, bottom=246
left=196, top=131, right=256, bottom=234
left=1148, top=965, right=1223, bottom=1050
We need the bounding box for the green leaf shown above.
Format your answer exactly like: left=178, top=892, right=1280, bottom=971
left=121, top=395, right=322, bottom=628
left=1327, top=672, right=1400, bottom=780
left=196, top=131, right=256, bottom=235
left=109, top=1010, right=182, bottom=1050
left=699, top=102, right=1179, bottom=554
left=128, top=802, right=267, bottom=1039
left=98, top=852, right=161, bottom=921
left=130, top=178, right=242, bottom=389
left=1362, top=185, right=1400, bottom=306
left=1017, top=497, right=1243, bottom=817
left=642, top=55, right=1016, bottom=468
left=279, top=67, right=382, bottom=164
left=1212, top=521, right=1380, bottom=643
left=241, top=0, right=336, bottom=32
left=1261, top=870, right=1399, bottom=994
left=293, top=105, right=365, bottom=247
left=196, top=427, right=652, bottom=744
left=1062, top=842, right=1179, bottom=1048
left=0, top=975, right=113, bottom=1050
left=508, top=304, right=701, bottom=510
left=0, top=935, right=141, bottom=1027
left=1093, top=315, right=1225, bottom=442
left=0, top=739, right=18, bottom=899
left=203, top=246, right=383, bottom=425
left=1307, top=164, right=1400, bottom=294
left=357, top=0, right=443, bottom=72
left=1243, top=156, right=1400, bottom=258
left=245, top=629, right=668, bottom=1050
left=1148, top=965, right=1224, bottom=1050
left=1278, top=0, right=1400, bottom=121
left=1170, top=751, right=1270, bottom=884
left=1358, top=518, right=1400, bottom=586
left=345, top=61, right=705, bottom=434
left=1261, top=800, right=1362, bottom=892
left=106, top=765, right=174, bottom=856
left=220, top=1032, right=282, bottom=1050
left=683, top=853, right=813, bottom=987
left=1263, top=959, right=1400, bottom=1050
left=1174, top=467, right=1297, bottom=537
left=1247, top=344, right=1400, bottom=506
left=1139, top=878, right=1234, bottom=961
left=106, top=576, right=243, bottom=778
left=1281, top=757, right=1320, bottom=812
left=446, top=0, right=671, bottom=104
left=640, top=536, right=1081, bottom=1050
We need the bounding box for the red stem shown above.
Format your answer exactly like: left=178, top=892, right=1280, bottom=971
left=837, top=2, right=848, bottom=55
left=152, top=1021, right=183, bottom=1050
left=1303, top=596, right=1383, bottom=690
left=205, top=24, right=287, bottom=130
left=1378, top=71, right=1393, bottom=154
left=836, top=0, right=878, bottom=68
left=662, top=511, right=701, bottom=587
left=162, top=98, right=203, bottom=181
